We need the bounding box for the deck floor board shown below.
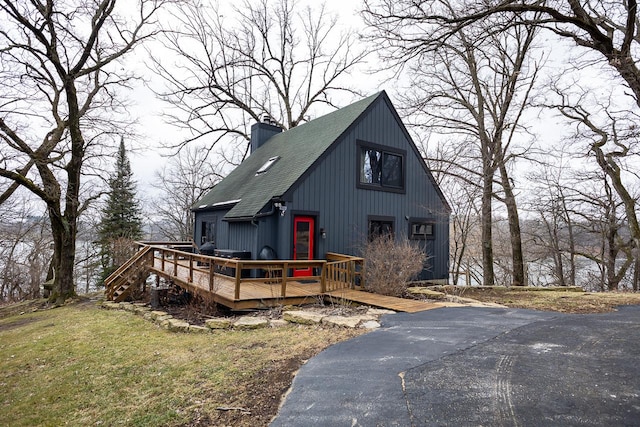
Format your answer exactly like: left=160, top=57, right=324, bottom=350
left=325, top=289, right=441, bottom=313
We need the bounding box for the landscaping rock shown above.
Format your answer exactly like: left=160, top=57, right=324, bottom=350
left=283, top=310, right=325, bottom=325
left=101, top=301, right=120, bottom=310
left=134, top=306, right=151, bottom=316
left=205, top=318, right=233, bottom=329
left=234, top=316, right=269, bottom=330
left=322, top=315, right=362, bottom=328
left=160, top=319, right=172, bottom=329
left=366, top=308, right=395, bottom=316
left=360, top=320, right=381, bottom=329
left=188, top=325, right=210, bottom=334
left=168, top=319, right=191, bottom=333
left=120, top=302, right=136, bottom=311
left=150, top=310, right=169, bottom=321
left=158, top=314, right=174, bottom=322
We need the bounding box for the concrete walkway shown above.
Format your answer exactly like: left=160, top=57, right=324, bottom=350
left=271, top=306, right=640, bottom=426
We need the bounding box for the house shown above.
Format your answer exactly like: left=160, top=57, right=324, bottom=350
left=192, top=91, right=450, bottom=281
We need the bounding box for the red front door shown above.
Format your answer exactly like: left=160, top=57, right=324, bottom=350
left=293, top=216, right=314, bottom=277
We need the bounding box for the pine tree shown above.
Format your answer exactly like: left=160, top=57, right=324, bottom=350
left=97, top=137, right=143, bottom=284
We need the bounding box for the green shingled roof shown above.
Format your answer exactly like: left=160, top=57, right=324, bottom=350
left=193, top=92, right=381, bottom=219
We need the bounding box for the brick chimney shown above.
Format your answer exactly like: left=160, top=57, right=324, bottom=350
left=250, top=115, right=282, bottom=153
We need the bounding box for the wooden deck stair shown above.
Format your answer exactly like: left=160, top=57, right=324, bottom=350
left=105, top=246, right=153, bottom=302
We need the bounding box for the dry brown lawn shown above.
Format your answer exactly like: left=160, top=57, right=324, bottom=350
left=442, top=285, right=640, bottom=313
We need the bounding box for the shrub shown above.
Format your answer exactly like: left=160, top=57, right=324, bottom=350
left=362, top=235, right=427, bottom=297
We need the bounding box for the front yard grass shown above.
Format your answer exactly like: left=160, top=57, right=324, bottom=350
left=0, top=299, right=362, bottom=426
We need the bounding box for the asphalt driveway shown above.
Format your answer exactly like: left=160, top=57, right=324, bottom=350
left=270, top=306, right=640, bottom=426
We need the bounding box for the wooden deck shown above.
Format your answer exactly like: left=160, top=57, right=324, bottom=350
left=150, top=257, right=326, bottom=309
left=107, top=243, right=440, bottom=313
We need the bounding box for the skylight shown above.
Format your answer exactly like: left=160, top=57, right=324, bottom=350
left=256, top=156, right=280, bottom=175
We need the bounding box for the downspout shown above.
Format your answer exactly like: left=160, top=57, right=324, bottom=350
left=250, top=200, right=280, bottom=227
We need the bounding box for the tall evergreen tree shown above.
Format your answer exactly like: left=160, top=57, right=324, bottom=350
left=98, top=138, right=143, bottom=284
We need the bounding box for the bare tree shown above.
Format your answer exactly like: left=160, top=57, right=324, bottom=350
left=526, top=153, right=580, bottom=287
left=0, top=1, right=170, bottom=303
left=152, top=0, right=368, bottom=165
left=149, top=145, right=223, bottom=241
left=364, top=0, right=640, bottom=256
left=0, top=197, right=52, bottom=302
left=374, top=8, right=541, bottom=286
left=419, top=136, right=481, bottom=285
left=581, top=173, right=635, bottom=290
left=364, top=1, right=640, bottom=103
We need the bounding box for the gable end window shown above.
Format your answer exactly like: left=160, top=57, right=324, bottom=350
left=357, top=141, right=405, bottom=192
left=409, top=220, right=435, bottom=240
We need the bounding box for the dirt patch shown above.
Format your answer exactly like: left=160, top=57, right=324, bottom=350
left=202, top=353, right=314, bottom=426
left=0, top=298, right=51, bottom=320
left=0, top=316, right=40, bottom=332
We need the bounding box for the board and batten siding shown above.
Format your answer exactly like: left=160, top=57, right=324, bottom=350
left=286, top=96, right=450, bottom=280
left=193, top=209, right=229, bottom=248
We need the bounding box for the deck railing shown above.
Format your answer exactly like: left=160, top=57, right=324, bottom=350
left=142, top=244, right=365, bottom=300
left=325, top=252, right=365, bottom=292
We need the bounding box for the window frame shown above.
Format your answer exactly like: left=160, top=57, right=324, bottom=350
left=200, top=218, right=217, bottom=244
left=367, top=215, right=395, bottom=241
left=356, top=140, right=406, bottom=193
left=408, top=218, right=435, bottom=240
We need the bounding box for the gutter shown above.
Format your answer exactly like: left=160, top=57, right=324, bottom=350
left=250, top=198, right=285, bottom=226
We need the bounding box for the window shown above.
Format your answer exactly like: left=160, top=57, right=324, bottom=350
left=200, top=220, right=216, bottom=244
left=409, top=220, right=435, bottom=240
left=256, top=156, right=280, bottom=175
left=368, top=217, right=394, bottom=241
left=358, top=141, right=405, bottom=192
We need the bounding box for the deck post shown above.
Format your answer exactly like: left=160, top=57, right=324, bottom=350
left=349, top=260, right=355, bottom=289
left=320, top=263, right=326, bottom=293
left=161, top=249, right=165, bottom=270
left=208, top=261, right=215, bottom=292
left=188, top=255, right=193, bottom=283
left=281, top=262, right=288, bottom=297
left=173, top=250, right=178, bottom=275
left=234, top=262, right=241, bottom=300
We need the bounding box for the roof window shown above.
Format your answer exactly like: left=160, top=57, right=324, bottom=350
left=256, top=156, right=280, bottom=175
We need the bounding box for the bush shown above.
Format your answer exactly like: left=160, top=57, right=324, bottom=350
left=362, top=235, right=426, bottom=297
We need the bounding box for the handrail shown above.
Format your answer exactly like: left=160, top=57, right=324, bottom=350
left=145, top=243, right=363, bottom=300
left=326, top=252, right=364, bottom=262
left=104, top=246, right=152, bottom=286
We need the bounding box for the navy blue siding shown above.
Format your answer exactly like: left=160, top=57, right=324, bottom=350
left=226, top=222, right=256, bottom=257
left=193, top=209, right=230, bottom=248
left=285, top=97, right=449, bottom=280
left=195, top=96, right=450, bottom=280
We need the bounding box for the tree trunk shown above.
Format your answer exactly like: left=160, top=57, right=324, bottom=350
left=45, top=82, right=84, bottom=303
left=633, top=253, right=639, bottom=291
left=560, top=192, right=577, bottom=287
left=49, top=212, right=78, bottom=303
left=499, top=164, right=525, bottom=286
left=481, top=161, right=495, bottom=286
